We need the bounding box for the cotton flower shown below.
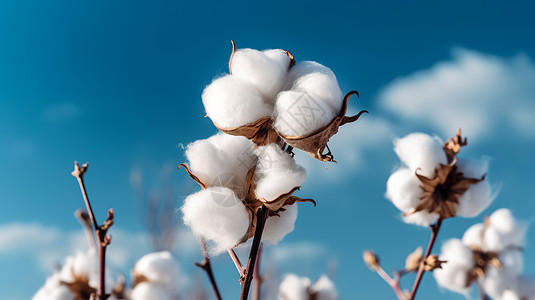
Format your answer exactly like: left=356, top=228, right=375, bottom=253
left=278, top=274, right=338, bottom=300
left=434, top=209, right=525, bottom=297
left=201, top=42, right=366, bottom=162
left=386, top=129, right=493, bottom=226
left=131, top=251, right=181, bottom=300
left=180, top=133, right=310, bottom=255
left=33, top=250, right=115, bottom=300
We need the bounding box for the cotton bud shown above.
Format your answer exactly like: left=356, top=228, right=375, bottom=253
left=363, top=250, right=380, bottom=270
left=405, top=247, right=423, bottom=272
left=424, top=255, right=446, bottom=271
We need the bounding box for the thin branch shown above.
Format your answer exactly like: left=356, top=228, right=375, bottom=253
left=240, top=206, right=269, bottom=300
left=408, top=219, right=443, bottom=300
left=195, top=238, right=222, bottom=300
left=375, top=266, right=406, bottom=300
left=252, top=243, right=263, bottom=300
left=228, top=249, right=245, bottom=278
left=72, top=162, right=114, bottom=300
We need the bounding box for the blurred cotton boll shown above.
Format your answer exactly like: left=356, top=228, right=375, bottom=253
left=132, top=251, right=181, bottom=296
left=433, top=239, right=474, bottom=294
left=311, top=275, right=339, bottom=300
left=254, top=144, right=306, bottom=202
left=278, top=274, right=311, bottom=300
left=32, top=273, right=75, bottom=300
left=130, top=282, right=174, bottom=300
left=393, top=133, right=447, bottom=177
left=181, top=188, right=250, bottom=255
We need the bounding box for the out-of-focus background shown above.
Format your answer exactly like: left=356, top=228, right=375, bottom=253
left=1, top=1, right=534, bottom=299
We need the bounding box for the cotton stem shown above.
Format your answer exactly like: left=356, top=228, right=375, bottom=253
left=240, top=206, right=269, bottom=300
left=374, top=266, right=406, bottom=300
left=195, top=238, right=222, bottom=300
left=408, top=219, right=443, bottom=300
left=252, top=243, right=263, bottom=300
left=228, top=249, right=245, bottom=278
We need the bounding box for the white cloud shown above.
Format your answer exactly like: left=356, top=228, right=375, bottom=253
left=379, top=49, right=535, bottom=140
left=42, top=101, right=81, bottom=123
left=266, top=241, right=326, bottom=266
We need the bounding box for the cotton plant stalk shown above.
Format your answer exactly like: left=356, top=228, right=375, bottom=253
left=364, top=129, right=494, bottom=300
left=181, top=41, right=366, bottom=300
left=71, top=162, right=115, bottom=300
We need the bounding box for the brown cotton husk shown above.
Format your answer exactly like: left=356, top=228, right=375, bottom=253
left=278, top=91, right=368, bottom=162
left=212, top=116, right=283, bottom=146
left=59, top=271, right=97, bottom=300
left=443, top=128, right=467, bottom=163
left=178, top=164, right=207, bottom=189
left=406, top=158, right=485, bottom=220
left=465, top=246, right=503, bottom=287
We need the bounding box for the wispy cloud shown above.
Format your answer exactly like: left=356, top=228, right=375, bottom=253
left=42, top=101, right=81, bottom=123
left=379, top=49, right=535, bottom=140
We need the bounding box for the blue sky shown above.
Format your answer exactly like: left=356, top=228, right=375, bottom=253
left=1, top=0, right=535, bottom=299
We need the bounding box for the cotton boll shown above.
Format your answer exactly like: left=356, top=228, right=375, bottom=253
left=131, top=282, right=173, bottom=300
left=386, top=168, right=424, bottom=212
left=186, top=133, right=254, bottom=194
left=182, top=188, right=250, bottom=254
left=202, top=75, right=273, bottom=128
left=480, top=249, right=524, bottom=299
left=58, top=250, right=111, bottom=291
left=311, top=275, right=338, bottom=300
left=433, top=239, right=474, bottom=294
left=455, top=179, right=493, bottom=218
left=402, top=210, right=440, bottom=227
left=254, top=144, right=306, bottom=202
left=32, top=274, right=74, bottom=300
left=273, top=90, right=336, bottom=137
left=393, top=133, right=447, bottom=177
left=263, top=204, right=297, bottom=245
left=231, top=49, right=290, bottom=100
left=278, top=274, right=311, bottom=300
left=133, top=251, right=181, bottom=294
left=288, top=61, right=337, bottom=86
left=291, top=72, right=344, bottom=114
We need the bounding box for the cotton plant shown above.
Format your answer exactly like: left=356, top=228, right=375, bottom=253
left=278, top=274, right=338, bottom=300
left=202, top=41, right=367, bottom=162
left=181, top=42, right=366, bottom=300
left=363, top=129, right=496, bottom=300
left=130, top=251, right=182, bottom=300
left=434, top=209, right=527, bottom=299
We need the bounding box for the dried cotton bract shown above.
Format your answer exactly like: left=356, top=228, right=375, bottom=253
left=433, top=209, right=525, bottom=298
left=202, top=42, right=367, bottom=162
left=180, top=133, right=311, bottom=254
left=386, top=129, right=494, bottom=226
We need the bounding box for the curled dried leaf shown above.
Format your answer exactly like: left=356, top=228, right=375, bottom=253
left=213, top=117, right=282, bottom=146
left=178, top=163, right=207, bottom=189
left=279, top=91, right=368, bottom=162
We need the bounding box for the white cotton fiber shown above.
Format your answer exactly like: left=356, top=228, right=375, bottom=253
left=386, top=167, right=424, bottom=212
left=393, top=133, right=448, bottom=177
left=273, top=90, right=336, bottom=137
left=311, top=275, right=338, bottom=300
left=181, top=188, right=250, bottom=254
left=401, top=210, right=440, bottom=227
left=231, top=48, right=290, bottom=100
left=456, top=157, right=488, bottom=178
left=202, top=75, right=273, bottom=128
left=133, top=251, right=181, bottom=294
left=508, top=276, right=535, bottom=300
left=461, top=223, right=486, bottom=249
left=131, top=282, right=173, bottom=300
left=480, top=249, right=524, bottom=299
left=290, top=71, right=343, bottom=114
left=455, top=179, right=493, bottom=218
left=502, top=290, right=521, bottom=300
left=263, top=204, right=298, bottom=245
left=433, top=239, right=474, bottom=294
left=253, top=144, right=306, bottom=201
left=488, top=209, right=527, bottom=249
left=58, top=249, right=113, bottom=292
left=185, top=133, right=254, bottom=195
left=32, top=273, right=74, bottom=300
left=278, top=274, right=311, bottom=300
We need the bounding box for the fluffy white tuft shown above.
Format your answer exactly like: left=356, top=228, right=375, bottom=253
left=386, top=168, right=423, bottom=212
left=480, top=249, right=524, bottom=299
left=182, top=188, right=250, bottom=255
left=433, top=239, right=474, bottom=294
left=231, top=48, right=290, bottom=100
left=131, top=282, right=173, bottom=300
left=455, top=157, right=493, bottom=217
left=202, top=75, right=273, bottom=128
left=254, top=144, right=306, bottom=201
left=32, top=273, right=74, bottom=300
left=185, top=133, right=254, bottom=196
left=506, top=276, right=535, bottom=300
left=278, top=274, right=311, bottom=300
left=311, top=275, right=338, bottom=300
left=133, top=251, right=181, bottom=294
left=263, top=204, right=298, bottom=245
left=393, top=133, right=447, bottom=177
